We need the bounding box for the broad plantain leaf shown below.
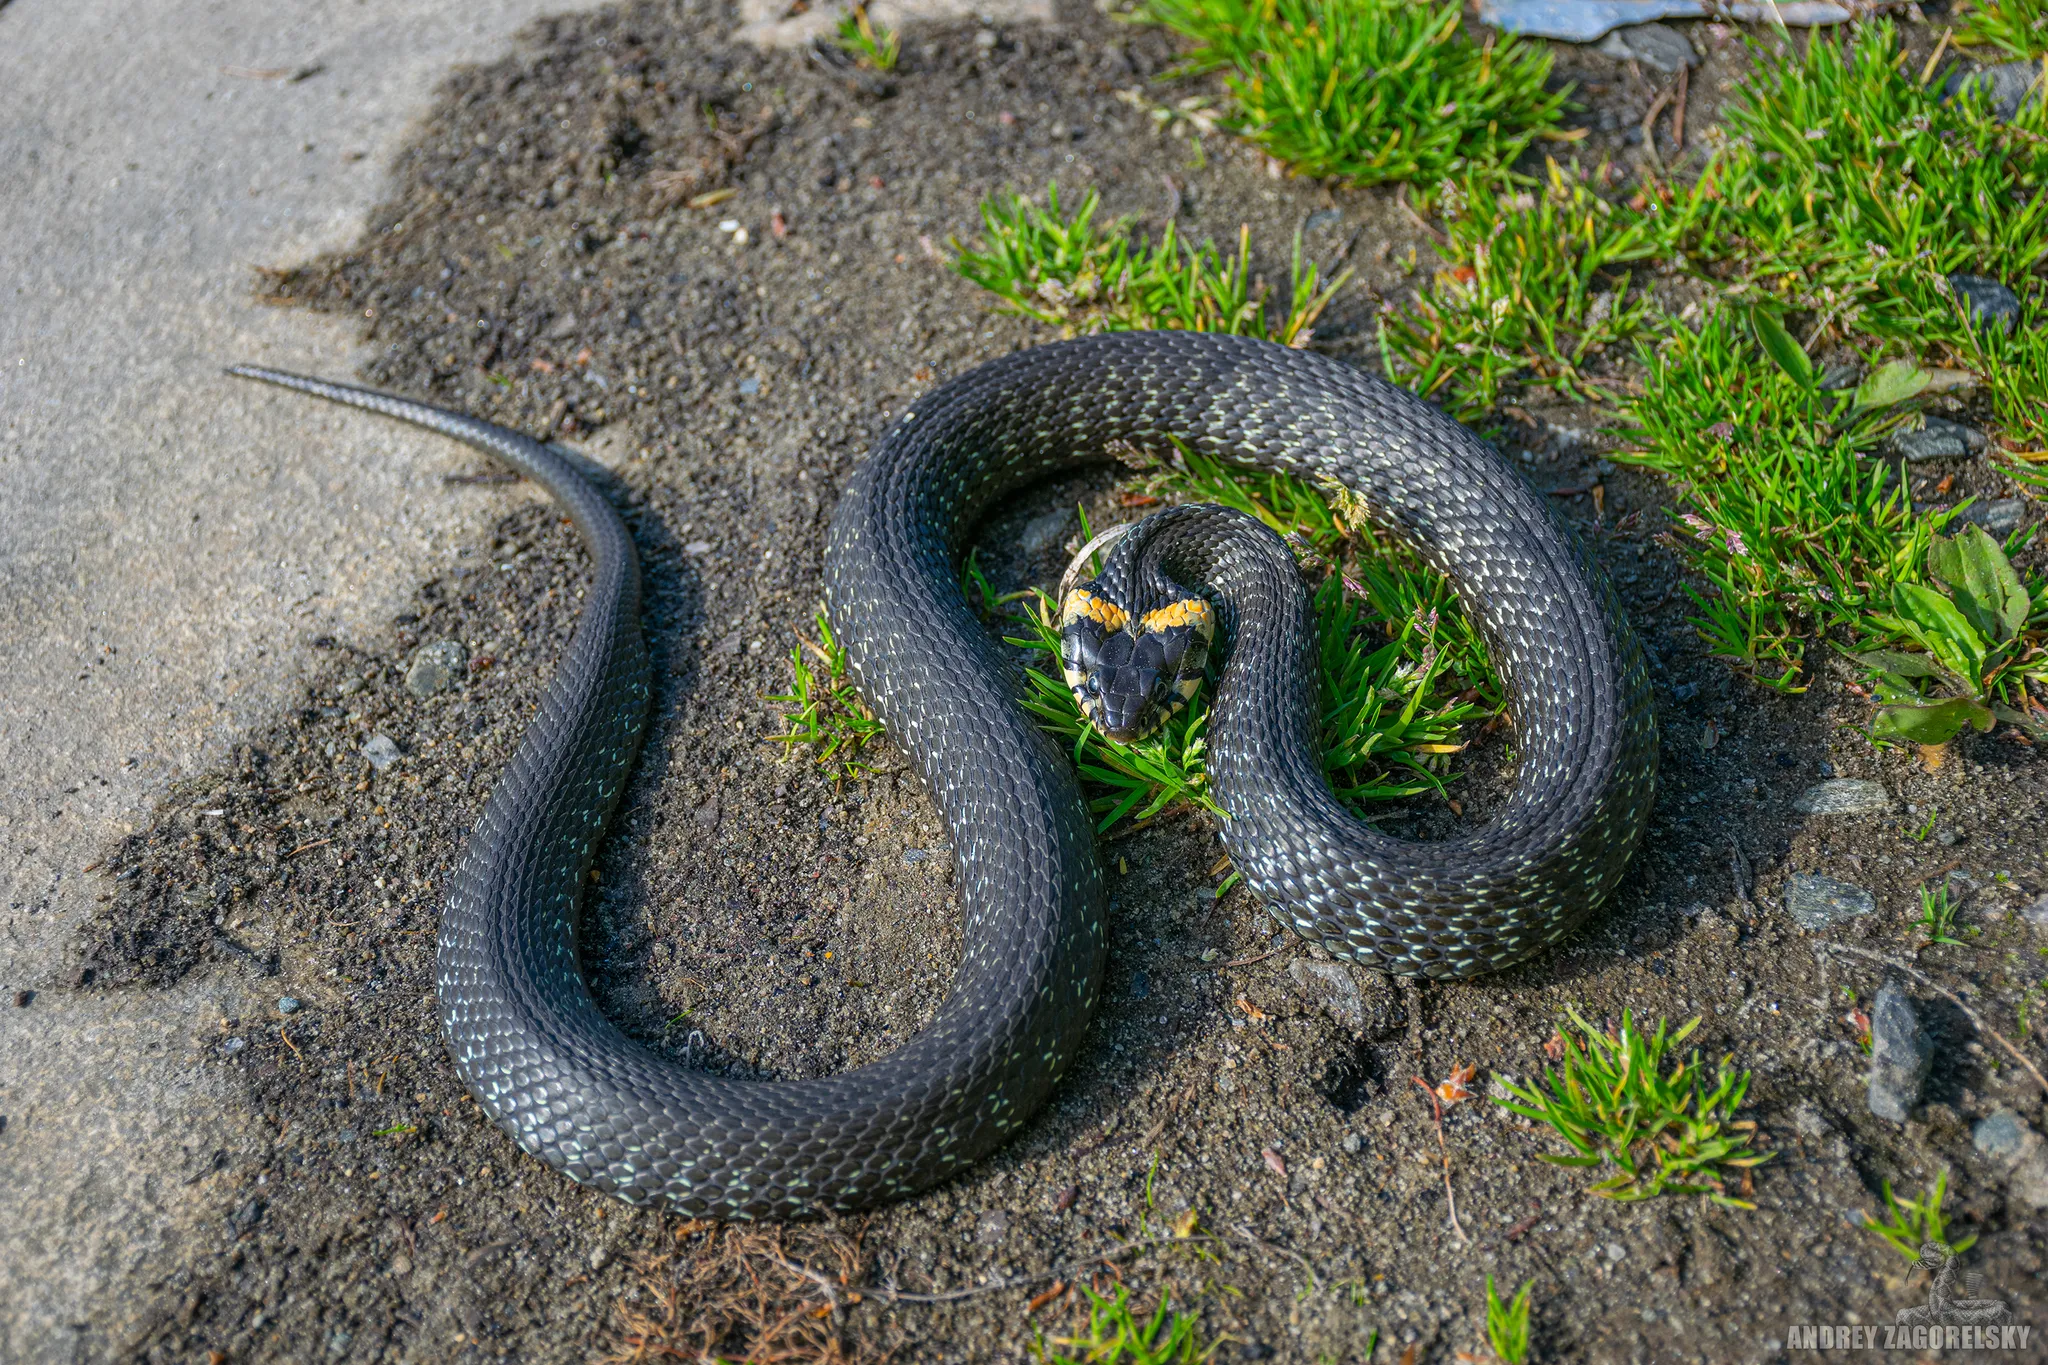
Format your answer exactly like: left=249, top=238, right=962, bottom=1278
left=1752, top=310, right=1815, bottom=390
left=1928, top=525, right=2030, bottom=644
left=1992, top=703, right=2048, bottom=737
left=1850, top=649, right=1941, bottom=679
left=1890, top=581, right=1989, bottom=687
left=1849, top=359, right=1931, bottom=418
left=1872, top=696, right=1994, bottom=746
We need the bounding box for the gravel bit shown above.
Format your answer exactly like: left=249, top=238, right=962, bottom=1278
left=1972, top=1108, right=2048, bottom=1211
left=1287, top=959, right=1365, bottom=1033
left=1792, top=779, right=1892, bottom=816
left=1866, top=980, right=1932, bottom=1123
left=1596, top=22, right=1698, bottom=72
left=404, top=639, right=469, bottom=696
left=1940, top=62, right=2045, bottom=126
left=1883, top=415, right=1988, bottom=462
left=1784, top=872, right=1877, bottom=929
left=360, top=735, right=403, bottom=771
left=1947, top=272, right=2025, bottom=334
left=277, top=996, right=303, bottom=1015
left=1948, top=498, right=2027, bottom=537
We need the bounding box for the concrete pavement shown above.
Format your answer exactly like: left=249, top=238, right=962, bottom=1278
left=0, top=3, right=610, bottom=1353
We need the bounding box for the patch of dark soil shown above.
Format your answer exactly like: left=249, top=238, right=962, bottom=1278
left=79, top=3, right=2047, bottom=1362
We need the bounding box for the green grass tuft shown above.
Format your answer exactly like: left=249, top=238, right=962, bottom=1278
left=1483, top=1275, right=1535, bottom=1365
left=1916, top=882, right=1972, bottom=947
left=1033, top=1286, right=1215, bottom=1364
left=833, top=3, right=900, bottom=71
left=1494, top=1008, right=1774, bottom=1208
left=1142, top=0, right=1567, bottom=185
left=1380, top=159, right=1683, bottom=419
left=765, top=609, right=886, bottom=782
left=1680, top=21, right=2048, bottom=349
left=1954, top=0, right=2048, bottom=59
left=1859, top=1167, right=1978, bottom=1260
left=952, top=184, right=1348, bottom=343
left=1616, top=307, right=1947, bottom=692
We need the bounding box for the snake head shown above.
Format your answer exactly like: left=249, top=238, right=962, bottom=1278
left=1058, top=587, right=1214, bottom=744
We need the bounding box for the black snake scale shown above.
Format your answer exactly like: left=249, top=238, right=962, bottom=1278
left=228, top=332, right=1655, bottom=1219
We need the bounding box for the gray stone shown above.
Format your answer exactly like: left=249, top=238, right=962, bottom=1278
left=1792, top=1103, right=1833, bottom=1139
left=360, top=735, right=403, bottom=771
left=975, top=1209, right=1011, bottom=1244
left=1941, top=61, right=2044, bottom=125
left=1972, top=1109, right=2048, bottom=1211
left=1288, top=958, right=1364, bottom=1032
left=1884, top=416, right=1988, bottom=462
left=1597, top=23, right=1697, bottom=73
left=2023, top=894, right=2048, bottom=930
left=276, top=996, right=302, bottom=1015
left=1793, top=779, right=1892, bottom=816
left=1974, top=1108, right=2031, bottom=1164
left=404, top=639, right=468, bottom=696
left=1478, top=0, right=1847, bottom=42
left=1866, top=980, right=1932, bottom=1123
left=1949, top=272, right=2025, bottom=334
left=1785, top=873, right=1877, bottom=929
left=1020, top=510, right=1073, bottom=559
left=1949, top=499, right=2027, bottom=537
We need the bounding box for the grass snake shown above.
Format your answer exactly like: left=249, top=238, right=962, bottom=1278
left=229, top=332, right=1655, bottom=1219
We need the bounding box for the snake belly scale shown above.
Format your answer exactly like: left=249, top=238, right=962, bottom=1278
left=228, top=331, right=1655, bottom=1219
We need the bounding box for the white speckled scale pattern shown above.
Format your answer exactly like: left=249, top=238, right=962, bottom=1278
left=226, top=330, right=1655, bottom=1221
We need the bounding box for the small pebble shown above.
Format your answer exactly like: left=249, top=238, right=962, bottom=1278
left=404, top=640, right=468, bottom=697
left=589, top=1246, right=610, bottom=1271
left=737, top=376, right=760, bottom=395
left=218, top=1036, right=248, bottom=1057
left=277, top=996, right=303, bottom=1015
left=336, top=1128, right=358, bottom=1143
left=1596, top=22, right=1697, bottom=73
left=684, top=540, right=713, bottom=556
left=1784, top=873, right=1876, bottom=929
left=1867, top=980, right=1932, bottom=1123
left=1974, top=1109, right=2030, bottom=1164
left=1792, top=779, right=1891, bottom=816
left=1883, top=415, right=1987, bottom=462
left=13, top=990, right=32, bottom=1008
left=1288, top=959, right=1364, bottom=1032
left=1940, top=61, right=2044, bottom=125
left=1605, top=1242, right=1627, bottom=1264
left=1792, top=1103, right=1832, bottom=1139
left=1949, top=498, right=2027, bottom=537
left=360, top=735, right=403, bottom=771
left=1020, top=509, right=1073, bottom=558
left=1949, top=272, right=2024, bottom=333
left=1129, top=971, right=1151, bottom=1001
left=1340, top=1132, right=1362, bottom=1154
left=975, top=1209, right=1011, bottom=1244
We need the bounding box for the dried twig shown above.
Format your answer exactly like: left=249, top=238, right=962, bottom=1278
left=1412, top=1076, right=1469, bottom=1244
left=1671, top=63, right=1690, bottom=153
left=1824, top=943, right=2048, bottom=1094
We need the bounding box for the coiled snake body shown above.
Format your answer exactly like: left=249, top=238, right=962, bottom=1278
left=230, top=333, right=1655, bottom=1219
